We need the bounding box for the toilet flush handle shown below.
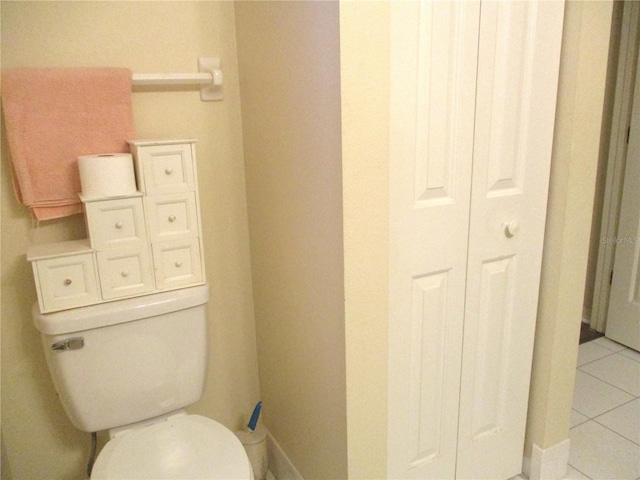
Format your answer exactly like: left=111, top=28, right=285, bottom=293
left=51, top=337, right=84, bottom=351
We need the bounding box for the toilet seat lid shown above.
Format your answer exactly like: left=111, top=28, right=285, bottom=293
left=90, top=414, right=253, bottom=479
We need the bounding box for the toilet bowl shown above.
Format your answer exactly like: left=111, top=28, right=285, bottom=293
left=32, top=285, right=253, bottom=479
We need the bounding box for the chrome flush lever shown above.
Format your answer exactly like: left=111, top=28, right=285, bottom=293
left=51, top=337, right=84, bottom=351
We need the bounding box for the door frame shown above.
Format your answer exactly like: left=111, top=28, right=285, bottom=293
left=591, top=0, right=639, bottom=333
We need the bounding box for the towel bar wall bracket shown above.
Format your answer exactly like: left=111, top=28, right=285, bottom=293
left=131, top=57, right=223, bottom=102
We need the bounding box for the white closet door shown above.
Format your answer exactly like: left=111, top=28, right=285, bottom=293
left=456, top=2, right=564, bottom=479
left=388, top=2, right=480, bottom=478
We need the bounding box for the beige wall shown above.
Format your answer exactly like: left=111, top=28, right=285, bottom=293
left=339, top=2, right=389, bottom=478
left=235, top=4, right=391, bottom=477
left=0, top=1, right=616, bottom=479
left=0, top=2, right=259, bottom=478
left=525, top=0, right=614, bottom=458
left=235, top=2, right=348, bottom=479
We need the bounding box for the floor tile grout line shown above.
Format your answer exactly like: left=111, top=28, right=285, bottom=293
left=623, top=357, right=640, bottom=365
left=576, top=348, right=618, bottom=368
left=593, top=396, right=640, bottom=418
left=614, top=348, right=640, bottom=359
left=570, top=416, right=590, bottom=429
left=591, top=415, right=640, bottom=447
left=569, top=418, right=640, bottom=480
left=576, top=366, right=639, bottom=397
left=570, top=343, right=640, bottom=480
left=567, top=463, right=594, bottom=480
left=591, top=337, right=628, bottom=352
left=581, top=348, right=640, bottom=366
left=573, top=394, right=638, bottom=420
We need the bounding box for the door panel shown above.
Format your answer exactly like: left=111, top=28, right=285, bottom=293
left=407, top=271, right=450, bottom=467
left=470, top=255, right=517, bottom=440
left=606, top=45, right=640, bottom=351
left=388, top=1, right=480, bottom=478
left=456, top=2, right=564, bottom=479
left=480, top=2, right=531, bottom=197
left=389, top=1, right=563, bottom=479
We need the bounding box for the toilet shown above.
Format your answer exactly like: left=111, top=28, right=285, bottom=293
left=32, top=284, right=253, bottom=479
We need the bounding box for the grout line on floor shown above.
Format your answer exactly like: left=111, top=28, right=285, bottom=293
left=570, top=465, right=593, bottom=480
left=589, top=416, right=640, bottom=447
left=576, top=395, right=639, bottom=421
left=577, top=349, right=618, bottom=367
left=577, top=361, right=640, bottom=397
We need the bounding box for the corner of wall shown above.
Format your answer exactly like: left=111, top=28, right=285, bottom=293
left=524, top=0, right=614, bottom=462
left=523, top=440, right=571, bottom=480
left=265, top=430, right=303, bottom=480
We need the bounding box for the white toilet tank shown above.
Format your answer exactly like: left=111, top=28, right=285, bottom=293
left=32, top=285, right=210, bottom=433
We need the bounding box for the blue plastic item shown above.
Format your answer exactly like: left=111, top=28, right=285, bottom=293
left=247, top=401, right=262, bottom=431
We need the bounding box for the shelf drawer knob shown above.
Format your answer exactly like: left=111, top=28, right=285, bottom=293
left=175, top=261, right=183, bottom=268
left=115, top=222, right=123, bottom=229
left=168, top=215, right=176, bottom=223
left=165, top=168, right=173, bottom=175
left=64, top=278, right=72, bottom=286
left=121, top=271, right=129, bottom=278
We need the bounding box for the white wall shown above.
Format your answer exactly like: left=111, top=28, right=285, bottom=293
left=0, top=3, right=259, bottom=478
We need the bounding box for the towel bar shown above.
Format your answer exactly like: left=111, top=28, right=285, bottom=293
left=132, top=73, right=213, bottom=86
left=132, top=57, right=222, bottom=101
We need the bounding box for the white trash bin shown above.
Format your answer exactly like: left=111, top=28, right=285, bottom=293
left=235, top=425, right=268, bottom=480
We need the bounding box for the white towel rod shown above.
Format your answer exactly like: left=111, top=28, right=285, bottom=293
left=132, top=72, right=212, bottom=86
left=132, top=57, right=223, bottom=101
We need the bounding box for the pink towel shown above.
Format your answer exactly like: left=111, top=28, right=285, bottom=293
left=1, top=68, right=135, bottom=220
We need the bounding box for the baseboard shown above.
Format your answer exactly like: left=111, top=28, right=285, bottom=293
left=522, top=439, right=570, bottom=480
left=266, top=430, right=304, bottom=480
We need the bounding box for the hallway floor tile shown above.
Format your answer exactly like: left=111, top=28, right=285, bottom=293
left=568, top=336, right=640, bottom=480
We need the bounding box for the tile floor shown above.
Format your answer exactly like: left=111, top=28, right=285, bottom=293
left=567, top=336, right=640, bottom=480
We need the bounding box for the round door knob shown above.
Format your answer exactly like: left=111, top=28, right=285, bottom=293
left=64, top=279, right=72, bottom=286
left=115, top=222, right=123, bottom=229
left=505, top=219, right=520, bottom=238
left=168, top=215, right=176, bottom=223
left=165, top=168, right=173, bottom=175
left=121, top=271, right=129, bottom=278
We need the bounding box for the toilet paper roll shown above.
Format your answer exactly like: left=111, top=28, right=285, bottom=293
left=78, top=153, right=137, bottom=199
